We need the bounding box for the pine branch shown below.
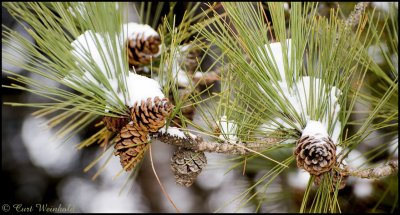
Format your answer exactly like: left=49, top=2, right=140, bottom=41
left=154, top=128, right=283, bottom=155
left=344, top=2, right=370, bottom=30
left=346, top=160, right=398, bottom=179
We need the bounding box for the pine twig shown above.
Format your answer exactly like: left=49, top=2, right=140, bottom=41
left=346, top=160, right=398, bottom=179
left=154, top=129, right=283, bottom=155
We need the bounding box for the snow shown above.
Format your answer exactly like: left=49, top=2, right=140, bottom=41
left=302, top=120, right=328, bottom=138
left=353, top=178, right=373, bottom=198
left=159, top=126, right=187, bottom=139
left=368, top=43, right=389, bottom=64
left=260, top=76, right=342, bottom=143
left=287, top=169, right=311, bottom=190
left=122, top=22, right=159, bottom=41
left=176, top=69, right=191, bottom=87
left=217, top=116, right=238, bottom=141
left=159, top=44, right=196, bottom=88
left=21, top=116, right=79, bottom=176
left=263, top=39, right=292, bottom=82
left=122, top=22, right=161, bottom=58
left=67, top=29, right=165, bottom=109
left=345, top=149, right=367, bottom=169
left=194, top=71, right=204, bottom=79
left=124, top=73, right=164, bottom=106
left=372, top=2, right=398, bottom=12
left=258, top=39, right=342, bottom=144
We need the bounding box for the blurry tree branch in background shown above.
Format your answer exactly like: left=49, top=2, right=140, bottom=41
left=347, top=160, right=398, bottom=179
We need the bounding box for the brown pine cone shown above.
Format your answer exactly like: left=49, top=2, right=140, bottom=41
left=114, top=122, right=150, bottom=171
left=294, top=135, right=336, bottom=176
left=114, top=96, right=174, bottom=171
left=103, top=116, right=130, bottom=132
left=170, top=148, right=207, bottom=187
left=314, top=167, right=349, bottom=191
left=127, top=34, right=161, bottom=67
left=130, top=96, right=174, bottom=133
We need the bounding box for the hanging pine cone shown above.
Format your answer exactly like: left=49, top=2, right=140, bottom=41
left=130, top=96, right=173, bottom=132
left=103, top=116, right=130, bottom=132
left=114, top=122, right=150, bottom=171
left=170, top=148, right=207, bottom=187
left=127, top=33, right=161, bottom=67
left=294, top=135, right=336, bottom=176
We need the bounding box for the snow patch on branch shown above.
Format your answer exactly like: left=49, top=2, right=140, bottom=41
left=159, top=126, right=188, bottom=139
left=67, top=30, right=164, bottom=110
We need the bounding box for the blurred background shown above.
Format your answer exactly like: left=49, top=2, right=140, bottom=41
left=2, top=2, right=398, bottom=213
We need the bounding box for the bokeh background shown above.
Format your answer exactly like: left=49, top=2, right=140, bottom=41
left=2, top=2, right=398, bottom=213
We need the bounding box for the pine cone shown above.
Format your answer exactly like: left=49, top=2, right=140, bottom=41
left=127, top=34, right=161, bottom=67
left=314, top=168, right=349, bottom=191
left=103, top=116, right=130, bottom=132
left=130, top=97, right=173, bottom=133
left=114, top=96, right=174, bottom=171
left=114, top=122, right=150, bottom=171
left=294, top=135, right=336, bottom=176
left=170, top=148, right=207, bottom=187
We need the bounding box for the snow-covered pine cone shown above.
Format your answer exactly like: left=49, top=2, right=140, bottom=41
left=127, top=34, right=161, bottom=67
left=114, top=122, right=150, bottom=171
left=170, top=148, right=207, bottom=187
left=130, top=97, right=173, bottom=133
left=294, top=135, right=336, bottom=176
left=103, top=116, right=130, bottom=132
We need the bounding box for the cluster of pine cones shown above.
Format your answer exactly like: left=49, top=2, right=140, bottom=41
left=104, top=97, right=173, bottom=171
left=103, top=24, right=213, bottom=186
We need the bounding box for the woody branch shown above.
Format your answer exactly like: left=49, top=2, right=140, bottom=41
left=154, top=129, right=283, bottom=155
left=345, top=160, right=398, bottom=179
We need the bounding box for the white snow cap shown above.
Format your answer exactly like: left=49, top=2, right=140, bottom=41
left=302, top=120, right=328, bottom=138
left=217, top=115, right=238, bottom=141
left=259, top=39, right=342, bottom=144
left=159, top=126, right=186, bottom=139
left=122, top=22, right=161, bottom=58
left=122, top=22, right=159, bottom=41
left=68, top=30, right=164, bottom=109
